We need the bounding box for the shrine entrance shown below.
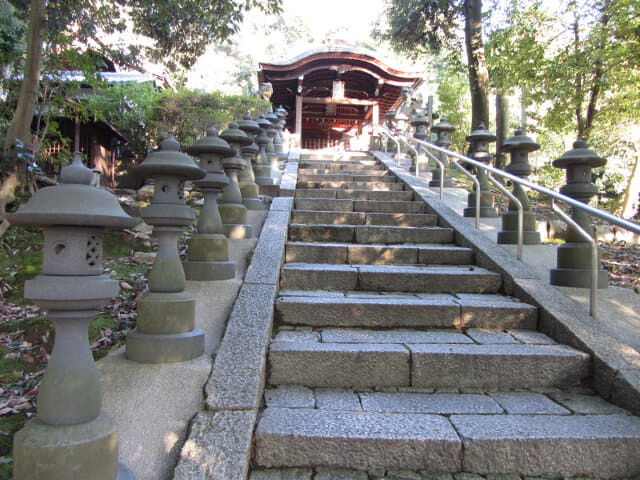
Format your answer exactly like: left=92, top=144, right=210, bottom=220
left=258, top=46, right=423, bottom=149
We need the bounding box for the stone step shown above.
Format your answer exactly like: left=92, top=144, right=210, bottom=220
left=276, top=292, right=537, bottom=329
left=279, top=263, right=502, bottom=293
left=285, top=242, right=473, bottom=265
left=294, top=189, right=415, bottom=202
left=254, top=407, right=640, bottom=477
left=267, top=332, right=590, bottom=389
left=298, top=168, right=388, bottom=176
left=299, top=161, right=378, bottom=170
left=287, top=224, right=454, bottom=244
left=293, top=199, right=426, bottom=213
left=296, top=181, right=405, bottom=191
left=290, top=210, right=438, bottom=227
left=254, top=408, right=461, bottom=471
left=296, top=174, right=396, bottom=183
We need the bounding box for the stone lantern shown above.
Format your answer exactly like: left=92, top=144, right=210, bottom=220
left=126, top=134, right=206, bottom=363
left=410, top=112, right=430, bottom=173
left=255, top=116, right=275, bottom=185
left=431, top=116, right=456, bottom=188
left=220, top=123, right=253, bottom=239
left=463, top=123, right=499, bottom=218
left=183, top=125, right=236, bottom=281
left=497, top=128, right=541, bottom=245
left=9, top=153, right=137, bottom=480
left=275, top=105, right=288, bottom=159
left=238, top=114, right=264, bottom=210
left=550, top=138, right=608, bottom=288
left=265, top=111, right=281, bottom=172
left=384, top=110, right=397, bottom=152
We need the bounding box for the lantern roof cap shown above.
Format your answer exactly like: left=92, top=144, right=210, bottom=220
left=132, top=133, right=205, bottom=180
left=466, top=123, right=496, bottom=142
left=502, top=128, right=540, bottom=153
left=238, top=114, right=261, bottom=134
left=8, top=152, right=138, bottom=228
left=553, top=137, right=606, bottom=169
left=220, top=122, right=253, bottom=146
left=432, top=117, right=455, bottom=133
left=186, top=125, right=235, bottom=157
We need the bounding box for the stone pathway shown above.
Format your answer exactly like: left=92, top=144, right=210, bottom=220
left=249, top=152, right=640, bottom=479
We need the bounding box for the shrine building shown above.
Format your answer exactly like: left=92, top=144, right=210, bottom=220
left=258, top=45, right=423, bottom=149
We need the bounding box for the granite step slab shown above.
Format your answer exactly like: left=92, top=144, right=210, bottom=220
left=296, top=181, right=405, bottom=191
left=275, top=292, right=537, bottom=329
left=294, top=189, right=414, bottom=202
left=285, top=242, right=474, bottom=265
left=410, top=343, right=590, bottom=389
left=451, top=413, right=640, bottom=477
left=298, top=162, right=380, bottom=170
left=296, top=174, right=396, bottom=183
left=298, top=168, right=389, bottom=176
left=287, top=224, right=453, bottom=244
left=279, top=264, right=502, bottom=293
left=353, top=200, right=425, bottom=214
left=254, top=408, right=461, bottom=471
left=290, top=211, right=438, bottom=227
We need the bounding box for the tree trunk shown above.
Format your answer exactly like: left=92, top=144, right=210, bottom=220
left=612, top=144, right=640, bottom=219
left=495, top=94, right=509, bottom=169
left=464, top=0, right=490, bottom=132
left=0, top=0, right=46, bottom=236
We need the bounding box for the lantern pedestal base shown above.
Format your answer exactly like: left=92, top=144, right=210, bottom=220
left=13, top=413, right=126, bottom=480
left=126, top=329, right=204, bottom=363
left=183, top=260, right=235, bottom=280
left=240, top=183, right=263, bottom=210
left=255, top=166, right=275, bottom=185
left=242, top=198, right=264, bottom=210
left=463, top=206, right=499, bottom=218
left=550, top=242, right=608, bottom=289
left=498, top=211, right=541, bottom=245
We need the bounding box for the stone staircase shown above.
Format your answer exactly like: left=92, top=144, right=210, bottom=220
left=250, top=152, right=640, bottom=479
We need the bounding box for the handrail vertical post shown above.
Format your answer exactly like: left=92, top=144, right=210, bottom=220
left=489, top=174, right=524, bottom=261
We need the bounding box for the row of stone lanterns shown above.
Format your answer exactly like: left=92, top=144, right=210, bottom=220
left=400, top=110, right=608, bottom=290
left=8, top=105, right=289, bottom=478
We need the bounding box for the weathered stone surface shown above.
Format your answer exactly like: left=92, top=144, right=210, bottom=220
left=490, top=392, right=570, bottom=415
left=453, top=297, right=537, bottom=330
left=355, top=226, right=453, bottom=244
left=315, top=388, right=362, bottom=411
left=250, top=469, right=313, bottom=480
left=549, top=391, right=628, bottom=414
left=364, top=212, right=437, bottom=227
left=245, top=210, right=289, bottom=285
left=354, top=200, right=425, bottom=214
left=205, top=283, right=277, bottom=410
left=295, top=189, right=337, bottom=198
left=295, top=198, right=354, bottom=212
left=451, top=414, right=640, bottom=477
left=466, top=329, right=519, bottom=345
left=280, top=263, right=358, bottom=291
left=410, top=344, right=590, bottom=389
left=286, top=242, right=348, bottom=264
left=509, top=330, right=555, bottom=345
left=173, top=410, right=256, bottom=480
left=320, top=328, right=472, bottom=344
left=273, top=329, right=321, bottom=343
left=291, top=210, right=365, bottom=225
left=288, top=224, right=355, bottom=242
left=385, top=470, right=423, bottom=479
left=270, top=197, right=293, bottom=211
left=275, top=294, right=460, bottom=328
left=418, top=245, right=474, bottom=265
left=268, top=341, right=410, bottom=387
left=348, top=245, right=418, bottom=265
left=315, top=467, right=368, bottom=479
left=360, top=393, right=503, bottom=415
left=358, top=265, right=502, bottom=294
left=265, top=385, right=315, bottom=408
left=255, top=408, right=461, bottom=471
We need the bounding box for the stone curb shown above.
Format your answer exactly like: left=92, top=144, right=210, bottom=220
left=280, top=162, right=299, bottom=197
left=373, top=151, right=640, bottom=416
left=173, top=197, right=293, bottom=480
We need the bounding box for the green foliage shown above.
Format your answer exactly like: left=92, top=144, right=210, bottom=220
left=374, top=0, right=463, bottom=60
left=145, top=88, right=271, bottom=147
left=0, top=0, right=25, bottom=69
left=435, top=62, right=471, bottom=152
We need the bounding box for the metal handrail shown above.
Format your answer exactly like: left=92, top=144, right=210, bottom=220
left=489, top=174, right=523, bottom=261
left=418, top=144, right=446, bottom=201
left=379, top=130, right=401, bottom=164
left=376, top=126, right=640, bottom=318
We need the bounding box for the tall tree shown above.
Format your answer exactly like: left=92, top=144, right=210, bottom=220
left=0, top=0, right=282, bottom=235
left=375, top=0, right=490, bottom=131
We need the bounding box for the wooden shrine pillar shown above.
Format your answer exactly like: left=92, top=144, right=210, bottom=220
left=372, top=102, right=379, bottom=126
